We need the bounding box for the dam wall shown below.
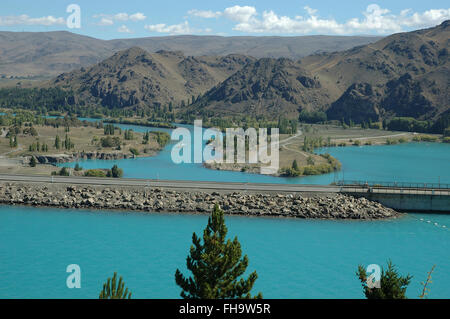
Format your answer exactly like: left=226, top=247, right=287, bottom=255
left=350, top=192, right=450, bottom=213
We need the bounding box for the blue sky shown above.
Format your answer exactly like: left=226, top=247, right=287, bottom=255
left=0, top=0, right=449, bottom=39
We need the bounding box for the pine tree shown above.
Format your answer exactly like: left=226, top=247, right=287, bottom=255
left=175, top=204, right=262, bottom=299
left=142, top=131, right=149, bottom=144
left=356, top=260, right=412, bottom=299
left=292, top=160, right=299, bottom=171
left=55, top=135, right=60, bottom=150
left=99, top=272, right=132, bottom=299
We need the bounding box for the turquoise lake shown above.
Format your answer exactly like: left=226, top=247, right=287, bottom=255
left=0, top=121, right=449, bottom=298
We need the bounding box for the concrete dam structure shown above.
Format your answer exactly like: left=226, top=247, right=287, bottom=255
left=339, top=181, right=450, bottom=213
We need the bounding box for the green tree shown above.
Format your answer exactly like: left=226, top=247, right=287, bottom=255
left=175, top=204, right=262, bottom=299
left=292, top=160, right=299, bottom=171
left=64, top=134, right=74, bottom=150
left=55, top=135, right=60, bottom=150
left=29, top=156, right=37, bottom=167
left=356, top=260, right=412, bottom=299
left=99, top=272, right=132, bottom=299
left=59, top=167, right=70, bottom=176
left=142, top=131, right=150, bottom=144
left=110, top=164, right=123, bottom=178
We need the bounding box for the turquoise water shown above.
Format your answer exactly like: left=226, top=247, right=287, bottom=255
left=58, top=120, right=450, bottom=184
left=0, top=206, right=448, bottom=299
left=1, top=120, right=449, bottom=298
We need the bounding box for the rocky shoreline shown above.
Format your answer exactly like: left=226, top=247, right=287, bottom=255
left=31, top=150, right=158, bottom=165
left=0, top=182, right=401, bottom=220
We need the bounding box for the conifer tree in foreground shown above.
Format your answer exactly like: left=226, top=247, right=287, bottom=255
left=175, top=204, right=262, bottom=299
left=356, top=260, right=412, bottom=299
left=99, top=272, right=132, bottom=299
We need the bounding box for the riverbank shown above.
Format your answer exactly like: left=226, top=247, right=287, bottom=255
left=0, top=182, right=401, bottom=219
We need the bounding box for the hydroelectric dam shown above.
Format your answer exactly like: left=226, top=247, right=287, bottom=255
left=0, top=174, right=448, bottom=213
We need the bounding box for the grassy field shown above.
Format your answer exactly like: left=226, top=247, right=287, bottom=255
left=0, top=125, right=162, bottom=157
left=0, top=123, right=166, bottom=175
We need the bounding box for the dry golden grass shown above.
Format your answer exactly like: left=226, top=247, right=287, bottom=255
left=0, top=125, right=160, bottom=158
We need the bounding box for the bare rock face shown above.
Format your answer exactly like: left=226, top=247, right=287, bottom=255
left=48, top=47, right=255, bottom=110
left=327, top=83, right=381, bottom=123
left=0, top=182, right=401, bottom=220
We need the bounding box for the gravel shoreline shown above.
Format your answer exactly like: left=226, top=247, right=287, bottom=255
left=0, top=182, right=402, bottom=220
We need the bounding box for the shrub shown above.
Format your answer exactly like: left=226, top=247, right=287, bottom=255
left=100, top=136, right=121, bottom=148
left=110, top=165, right=123, bottom=178
left=412, top=135, right=438, bottom=142
left=84, top=169, right=107, bottom=177
left=129, top=148, right=139, bottom=156
left=52, top=167, right=70, bottom=176
left=154, top=131, right=171, bottom=147
left=385, top=138, right=398, bottom=145
left=29, top=156, right=37, bottom=167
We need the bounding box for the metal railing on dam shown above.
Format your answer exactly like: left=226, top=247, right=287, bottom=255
left=336, top=180, right=450, bottom=196
left=336, top=180, right=450, bottom=191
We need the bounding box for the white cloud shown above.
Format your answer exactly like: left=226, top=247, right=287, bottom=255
left=98, top=18, right=114, bottom=26
left=223, top=5, right=257, bottom=23
left=130, top=13, right=146, bottom=21
left=94, top=12, right=146, bottom=26
left=114, top=13, right=129, bottom=21
left=145, top=21, right=193, bottom=35
left=187, top=4, right=450, bottom=35
left=188, top=9, right=222, bottom=18
left=117, top=25, right=132, bottom=33
left=0, top=14, right=65, bottom=26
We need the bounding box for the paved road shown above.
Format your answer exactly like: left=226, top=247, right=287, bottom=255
left=0, top=174, right=340, bottom=193
left=0, top=174, right=448, bottom=196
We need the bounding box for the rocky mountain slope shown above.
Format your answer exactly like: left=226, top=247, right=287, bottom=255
left=47, top=47, right=254, bottom=109
left=187, top=58, right=326, bottom=119
left=304, top=20, right=450, bottom=124
left=188, top=21, right=449, bottom=125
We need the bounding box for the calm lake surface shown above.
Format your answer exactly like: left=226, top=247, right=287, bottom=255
left=1, top=121, right=449, bottom=298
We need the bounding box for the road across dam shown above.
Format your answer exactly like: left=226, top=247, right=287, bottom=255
left=0, top=174, right=448, bottom=213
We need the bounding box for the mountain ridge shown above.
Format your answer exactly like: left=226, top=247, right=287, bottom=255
left=187, top=20, right=449, bottom=126
left=0, top=31, right=382, bottom=78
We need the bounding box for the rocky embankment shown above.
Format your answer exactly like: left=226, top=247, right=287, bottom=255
left=32, top=150, right=157, bottom=164
left=0, top=182, right=401, bottom=219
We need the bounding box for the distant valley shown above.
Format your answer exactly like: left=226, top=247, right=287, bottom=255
left=0, top=21, right=448, bottom=133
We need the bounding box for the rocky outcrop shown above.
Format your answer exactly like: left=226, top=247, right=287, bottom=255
left=33, top=151, right=140, bottom=164
left=327, top=83, right=381, bottom=123
left=0, top=182, right=401, bottom=220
